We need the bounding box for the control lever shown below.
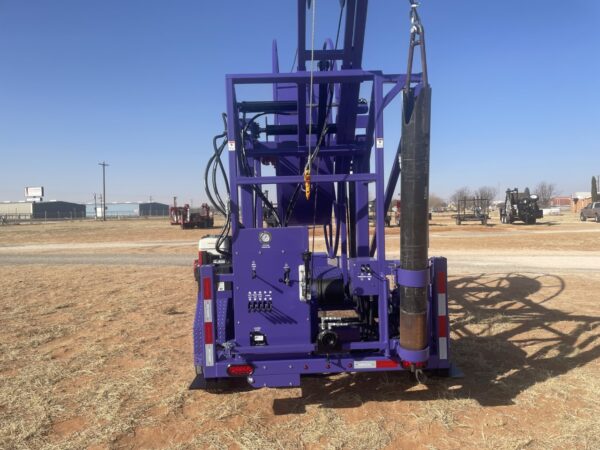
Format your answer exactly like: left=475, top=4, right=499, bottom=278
left=279, top=264, right=291, bottom=286
left=302, top=251, right=311, bottom=299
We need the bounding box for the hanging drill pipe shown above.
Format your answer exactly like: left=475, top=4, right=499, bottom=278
left=398, top=85, right=431, bottom=361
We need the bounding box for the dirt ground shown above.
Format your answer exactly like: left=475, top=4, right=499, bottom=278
left=1, top=213, right=599, bottom=449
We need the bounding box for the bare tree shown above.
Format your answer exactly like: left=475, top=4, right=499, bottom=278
left=450, top=186, right=471, bottom=204
left=475, top=186, right=497, bottom=201
left=429, top=193, right=446, bottom=209
left=534, top=181, right=557, bottom=207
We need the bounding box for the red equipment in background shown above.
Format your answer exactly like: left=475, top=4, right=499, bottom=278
left=170, top=198, right=214, bottom=229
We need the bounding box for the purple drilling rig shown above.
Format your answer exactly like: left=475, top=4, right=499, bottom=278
left=192, top=0, right=459, bottom=390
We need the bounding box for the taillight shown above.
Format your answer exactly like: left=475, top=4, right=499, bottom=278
left=375, top=359, right=399, bottom=369
left=227, top=364, right=254, bottom=377
left=401, top=360, right=426, bottom=369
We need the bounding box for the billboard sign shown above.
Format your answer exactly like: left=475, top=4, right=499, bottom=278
left=25, top=186, right=44, bottom=198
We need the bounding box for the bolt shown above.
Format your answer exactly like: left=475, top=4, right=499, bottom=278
left=263, top=365, right=267, bottom=370
left=288, top=364, right=292, bottom=369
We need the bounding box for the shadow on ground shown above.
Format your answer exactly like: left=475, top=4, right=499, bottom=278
left=272, top=272, right=600, bottom=414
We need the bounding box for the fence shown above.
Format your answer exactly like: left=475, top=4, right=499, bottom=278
left=0, top=212, right=169, bottom=225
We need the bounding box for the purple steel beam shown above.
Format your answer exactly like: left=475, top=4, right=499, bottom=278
left=236, top=173, right=376, bottom=185
left=373, top=76, right=386, bottom=265
left=226, top=79, right=240, bottom=236
left=241, top=156, right=254, bottom=227
left=297, top=0, right=306, bottom=71
left=227, top=70, right=375, bottom=84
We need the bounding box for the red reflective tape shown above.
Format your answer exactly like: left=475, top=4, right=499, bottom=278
left=203, top=277, right=212, bottom=300
left=438, top=316, right=448, bottom=338
left=376, top=360, right=399, bottom=369
left=436, top=271, right=446, bottom=294
left=204, top=322, right=214, bottom=344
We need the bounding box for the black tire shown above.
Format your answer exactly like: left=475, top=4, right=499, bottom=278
left=596, top=215, right=600, bottom=223
left=580, top=214, right=587, bottom=221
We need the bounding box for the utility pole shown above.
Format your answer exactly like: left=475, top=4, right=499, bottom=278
left=98, top=161, right=109, bottom=221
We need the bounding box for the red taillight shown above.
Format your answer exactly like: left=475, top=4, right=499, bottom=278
left=203, top=277, right=212, bottom=300
left=227, top=364, right=254, bottom=377
left=376, top=359, right=399, bottom=369
left=401, top=360, right=427, bottom=369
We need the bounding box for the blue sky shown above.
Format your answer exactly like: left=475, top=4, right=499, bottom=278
left=1, top=1, right=599, bottom=204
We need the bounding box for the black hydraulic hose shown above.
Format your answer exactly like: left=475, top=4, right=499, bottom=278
left=239, top=113, right=282, bottom=226
left=204, top=133, right=227, bottom=216
left=212, top=136, right=228, bottom=212
left=216, top=212, right=231, bottom=256
left=205, top=113, right=230, bottom=218
left=204, top=152, right=223, bottom=215
left=284, top=183, right=302, bottom=226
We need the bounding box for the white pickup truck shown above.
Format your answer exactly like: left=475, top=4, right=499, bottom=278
left=580, top=202, right=600, bottom=222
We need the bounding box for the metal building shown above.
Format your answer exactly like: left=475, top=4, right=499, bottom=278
left=85, top=201, right=169, bottom=218
left=0, top=201, right=86, bottom=220
left=139, top=202, right=169, bottom=217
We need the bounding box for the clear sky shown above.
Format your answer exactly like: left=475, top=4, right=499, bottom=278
left=1, top=0, right=599, bottom=205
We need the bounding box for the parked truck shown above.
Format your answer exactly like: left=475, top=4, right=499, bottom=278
left=579, top=201, right=600, bottom=222
left=170, top=202, right=214, bottom=229
left=500, top=188, right=543, bottom=224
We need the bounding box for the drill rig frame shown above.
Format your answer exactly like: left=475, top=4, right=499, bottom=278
left=192, top=0, right=458, bottom=390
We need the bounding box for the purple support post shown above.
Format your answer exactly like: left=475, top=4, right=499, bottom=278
left=226, top=79, right=239, bottom=236
left=373, top=75, right=385, bottom=266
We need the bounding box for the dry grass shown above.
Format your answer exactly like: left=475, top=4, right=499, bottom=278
left=1, top=219, right=599, bottom=449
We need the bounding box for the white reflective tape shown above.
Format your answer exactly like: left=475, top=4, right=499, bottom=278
left=227, top=140, right=236, bottom=151
left=354, top=360, right=377, bottom=369
left=438, top=337, right=448, bottom=360
left=204, top=299, right=213, bottom=323
left=438, top=293, right=446, bottom=316
left=205, top=344, right=214, bottom=366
